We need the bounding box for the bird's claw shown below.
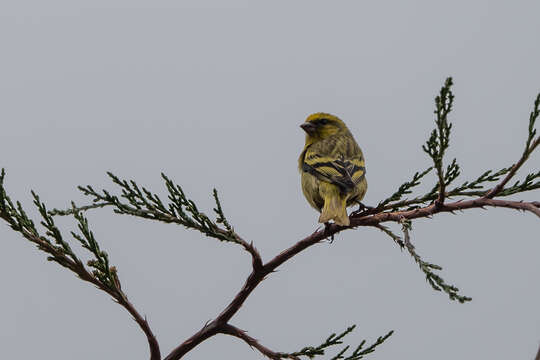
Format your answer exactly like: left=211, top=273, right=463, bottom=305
left=351, top=202, right=374, bottom=216
left=324, top=222, right=335, bottom=243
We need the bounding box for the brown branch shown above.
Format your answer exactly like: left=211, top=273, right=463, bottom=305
left=78, top=271, right=161, bottom=360
left=352, top=198, right=540, bottom=225
left=5, top=86, right=538, bottom=360
left=373, top=186, right=539, bottom=215
left=220, top=324, right=295, bottom=360
left=164, top=268, right=267, bottom=359
left=164, top=322, right=221, bottom=360
left=7, top=224, right=162, bottom=360
left=79, top=272, right=161, bottom=360
left=535, top=343, right=540, bottom=360
left=5, top=173, right=538, bottom=360
left=435, top=167, right=446, bottom=207
left=227, top=231, right=263, bottom=271
left=372, top=223, right=404, bottom=248
left=117, top=298, right=161, bottom=360
left=164, top=194, right=539, bottom=360
left=524, top=201, right=540, bottom=218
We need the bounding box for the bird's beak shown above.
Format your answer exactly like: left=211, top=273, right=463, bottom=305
left=300, top=122, right=317, bottom=135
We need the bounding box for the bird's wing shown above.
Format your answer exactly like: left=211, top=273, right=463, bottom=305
left=302, top=149, right=365, bottom=193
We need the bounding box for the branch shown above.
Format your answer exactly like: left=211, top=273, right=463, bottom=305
left=48, top=201, right=110, bottom=216
left=484, top=93, right=540, bottom=199
left=375, top=162, right=538, bottom=215
left=333, top=330, right=393, bottom=360
left=220, top=324, right=291, bottom=360
left=373, top=221, right=471, bottom=303
left=164, top=222, right=394, bottom=360
left=422, top=77, right=455, bottom=207
left=372, top=224, right=404, bottom=248
left=354, top=198, right=540, bottom=224
left=61, top=172, right=264, bottom=271
left=281, top=325, right=388, bottom=360
left=163, top=195, right=540, bottom=358
left=213, top=188, right=263, bottom=270
left=377, top=167, right=433, bottom=208
left=0, top=173, right=160, bottom=360
left=220, top=324, right=393, bottom=360
left=99, top=177, right=537, bottom=359
left=400, top=218, right=471, bottom=303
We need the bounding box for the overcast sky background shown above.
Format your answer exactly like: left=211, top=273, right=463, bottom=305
left=1, top=1, right=539, bottom=359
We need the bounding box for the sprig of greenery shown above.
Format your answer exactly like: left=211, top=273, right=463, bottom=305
left=32, top=192, right=83, bottom=268
left=0, top=169, right=120, bottom=292
left=377, top=88, right=539, bottom=215
left=360, top=80, right=539, bottom=305
left=48, top=201, right=109, bottom=216
left=498, top=170, right=540, bottom=196
left=280, top=325, right=393, bottom=360
left=422, top=77, right=455, bottom=204
left=373, top=219, right=471, bottom=303
left=1, top=169, right=81, bottom=271
left=450, top=167, right=512, bottom=193
left=285, top=325, right=355, bottom=358
left=69, top=172, right=240, bottom=245
left=377, top=165, right=529, bottom=213
left=378, top=167, right=433, bottom=207
left=373, top=224, right=404, bottom=248
left=213, top=188, right=234, bottom=236
left=400, top=219, right=471, bottom=303
left=71, top=205, right=122, bottom=292
left=0, top=169, right=160, bottom=358
left=332, top=330, right=394, bottom=360
left=442, top=158, right=461, bottom=188
left=483, top=93, right=540, bottom=199
left=524, top=93, right=540, bottom=156
left=376, top=78, right=459, bottom=213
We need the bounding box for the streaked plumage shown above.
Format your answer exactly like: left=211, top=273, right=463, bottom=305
left=298, top=113, right=367, bottom=226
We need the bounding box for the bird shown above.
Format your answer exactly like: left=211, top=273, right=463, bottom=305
left=298, top=113, right=367, bottom=226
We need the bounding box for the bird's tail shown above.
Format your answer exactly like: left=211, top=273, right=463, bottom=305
left=318, top=184, right=350, bottom=226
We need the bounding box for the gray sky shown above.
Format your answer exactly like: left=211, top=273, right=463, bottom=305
left=1, top=1, right=539, bottom=359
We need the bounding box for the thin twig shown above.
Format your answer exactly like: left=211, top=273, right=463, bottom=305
left=484, top=137, right=540, bottom=199
left=372, top=223, right=404, bottom=248
left=220, top=324, right=293, bottom=360
left=48, top=202, right=110, bottom=216
left=485, top=93, right=540, bottom=198
left=9, top=227, right=161, bottom=359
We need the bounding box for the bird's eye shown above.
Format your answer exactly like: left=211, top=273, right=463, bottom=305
left=319, top=119, right=329, bottom=125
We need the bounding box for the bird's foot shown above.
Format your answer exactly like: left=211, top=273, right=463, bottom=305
left=324, top=222, right=335, bottom=243
left=351, top=202, right=374, bottom=216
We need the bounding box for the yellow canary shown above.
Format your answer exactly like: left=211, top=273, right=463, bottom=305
left=298, top=113, right=367, bottom=226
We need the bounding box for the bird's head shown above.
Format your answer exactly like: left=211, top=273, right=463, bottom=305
left=300, top=113, right=348, bottom=143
